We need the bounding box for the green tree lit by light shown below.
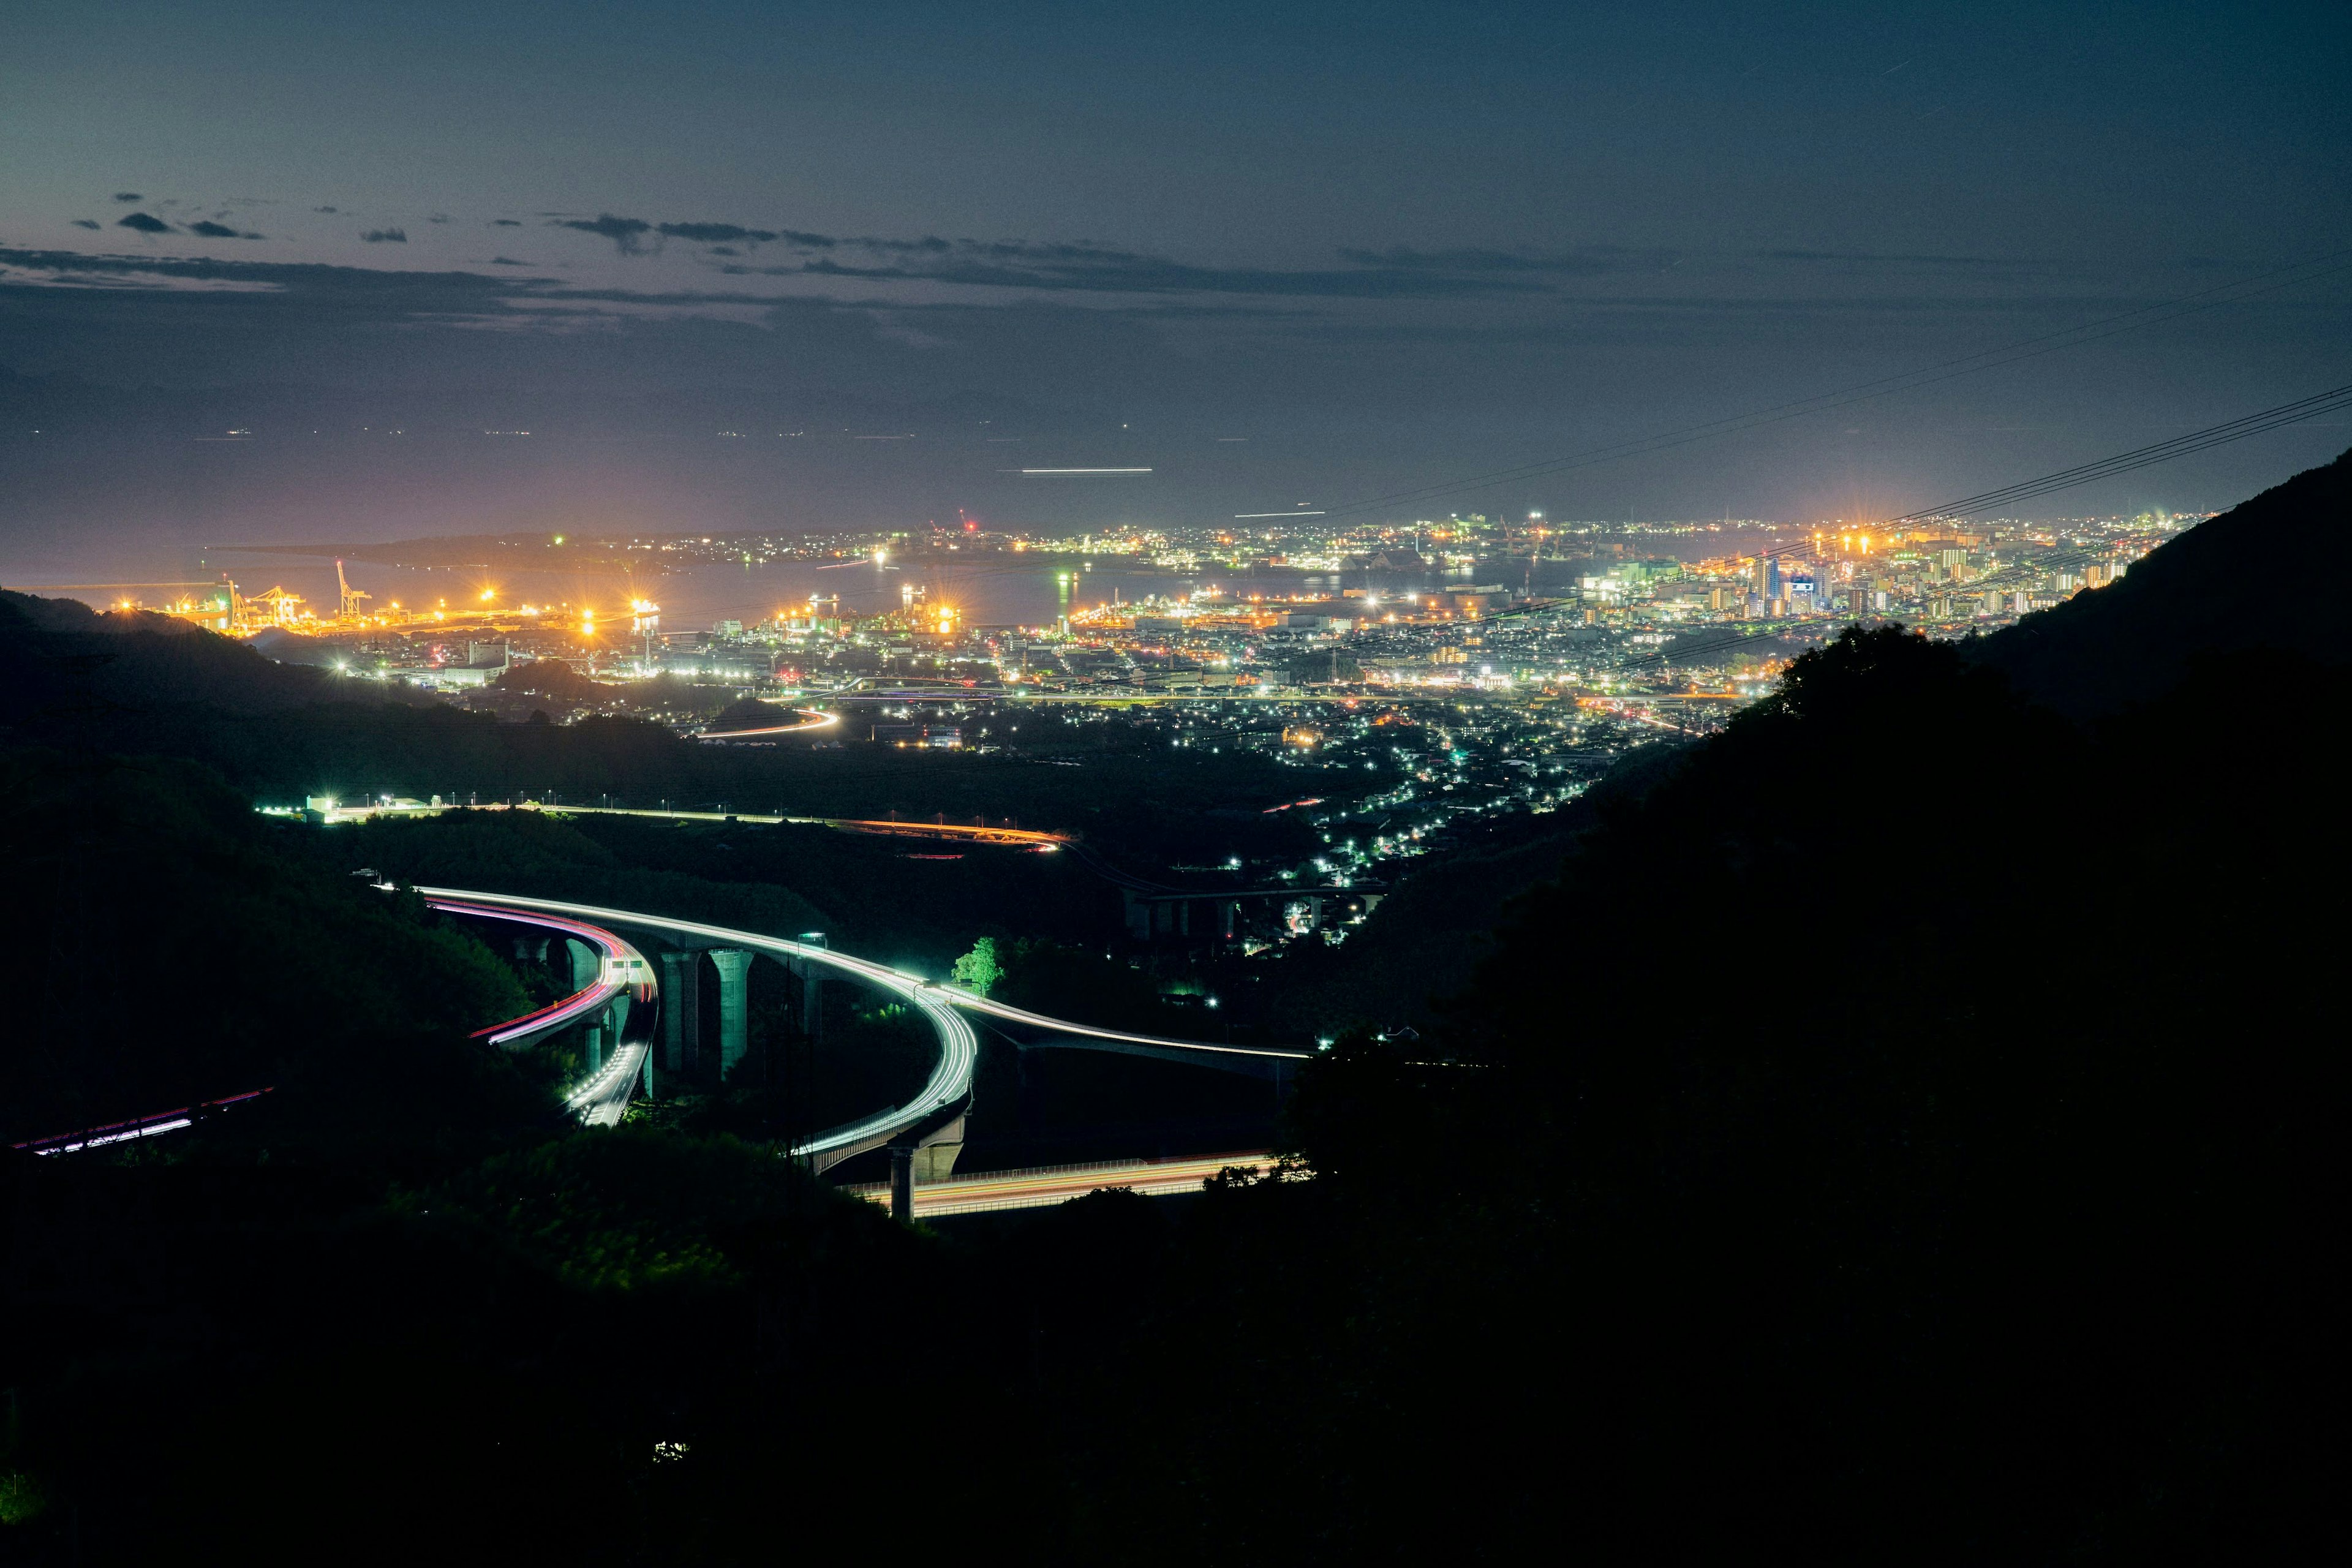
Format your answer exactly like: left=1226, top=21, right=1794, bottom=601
left=951, top=936, right=1003, bottom=997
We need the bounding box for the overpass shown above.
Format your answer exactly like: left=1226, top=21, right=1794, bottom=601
left=421, top=888, right=1316, bottom=1212
left=25, top=884, right=1316, bottom=1219
left=419, top=888, right=984, bottom=1180
left=423, top=897, right=660, bottom=1126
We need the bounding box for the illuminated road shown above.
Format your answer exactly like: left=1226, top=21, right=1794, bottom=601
left=565, top=1041, right=648, bottom=1127
left=842, top=1150, right=1278, bottom=1219
left=418, top=888, right=1315, bottom=1172
left=26, top=889, right=1292, bottom=1165
left=694, top=706, right=842, bottom=741
left=424, top=897, right=653, bottom=1049
left=423, top=897, right=658, bottom=1127
left=942, top=990, right=1314, bottom=1073
left=416, top=888, right=982, bottom=1169
left=317, top=799, right=1071, bottom=850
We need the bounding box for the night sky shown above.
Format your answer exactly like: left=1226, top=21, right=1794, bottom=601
left=3, top=1, right=2347, bottom=573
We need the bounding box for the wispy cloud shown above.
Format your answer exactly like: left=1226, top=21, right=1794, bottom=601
left=657, top=221, right=775, bottom=245
left=1340, top=244, right=1676, bottom=276
left=1758, top=248, right=2057, bottom=273
left=116, top=212, right=172, bottom=234
left=554, top=213, right=655, bottom=252
left=361, top=228, right=407, bottom=243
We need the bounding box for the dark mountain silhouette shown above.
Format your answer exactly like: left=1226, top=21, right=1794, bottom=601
left=1972, top=445, right=2352, bottom=715
left=1, top=589, right=385, bottom=716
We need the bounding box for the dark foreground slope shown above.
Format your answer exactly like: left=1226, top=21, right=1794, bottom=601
left=0, top=750, right=545, bottom=1153
left=1971, top=443, right=2352, bottom=715
left=949, top=622, right=2318, bottom=1564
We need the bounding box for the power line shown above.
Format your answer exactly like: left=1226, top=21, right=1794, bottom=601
left=1891, top=383, right=2352, bottom=521
left=1314, top=247, right=2352, bottom=521
left=1586, top=382, right=2352, bottom=673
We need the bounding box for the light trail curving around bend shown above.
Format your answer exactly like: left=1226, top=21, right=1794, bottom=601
left=693, top=707, right=842, bottom=742
left=415, top=888, right=981, bottom=1164
left=940, top=992, right=1313, bottom=1063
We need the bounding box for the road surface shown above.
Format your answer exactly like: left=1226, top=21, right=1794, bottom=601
left=842, top=1151, right=1280, bottom=1219
left=417, top=888, right=982, bottom=1168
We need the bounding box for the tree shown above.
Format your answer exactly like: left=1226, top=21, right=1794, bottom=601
left=950, top=936, right=1003, bottom=997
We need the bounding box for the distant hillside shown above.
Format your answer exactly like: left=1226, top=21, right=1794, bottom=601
left=1971, top=445, right=2352, bottom=716
left=0, top=588, right=393, bottom=716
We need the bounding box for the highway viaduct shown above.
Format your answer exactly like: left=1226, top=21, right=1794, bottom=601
left=20, top=888, right=1315, bottom=1221
left=422, top=888, right=1314, bottom=1218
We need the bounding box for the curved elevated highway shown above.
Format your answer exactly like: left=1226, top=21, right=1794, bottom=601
left=423, top=897, right=660, bottom=1126
left=31, top=886, right=1313, bottom=1212
left=418, top=888, right=983, bottom=1172
left=420, top=888, right=1316, bottom=1170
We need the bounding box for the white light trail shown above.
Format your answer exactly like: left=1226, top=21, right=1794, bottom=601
left=417, top=889, right=979, bottom=1161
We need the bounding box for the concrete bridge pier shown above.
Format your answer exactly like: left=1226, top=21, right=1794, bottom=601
left=660, top=951, right=695, bottom=1070
left=888, top=1145, right=914, bottom=1222
left=911, top=1110, right=964, bottom=1183
left=709, top=949, right=753, bottom=1080
left=796, top=932, right=827, bottom=1041
left=513, top=934, right=549, bottom=966
left=567, top=938, right=600, bottom=993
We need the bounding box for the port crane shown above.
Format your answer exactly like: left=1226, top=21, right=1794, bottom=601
left=336, top=560, right=372, bottom=620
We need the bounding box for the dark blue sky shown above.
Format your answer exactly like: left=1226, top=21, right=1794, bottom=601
left=3, top=1, right=2347, bottom=569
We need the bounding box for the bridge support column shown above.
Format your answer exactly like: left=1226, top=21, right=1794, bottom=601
left=567, top=938, right=600, bottom=993
left=709, top=949, right=753, bottom=1080
left=796, top=933, right=826, bottom=1041
left=643, top=1039, right=657, bottom=1098
left=912, top=1112, right=964, bottom=1183
left=585, top=1012, right=605, bottom=1075
left=659, top=952, right=692, bottom=1070
left=889, top=1145, right=914, bottom=1223
left=513, top=935, right=548, bottom=966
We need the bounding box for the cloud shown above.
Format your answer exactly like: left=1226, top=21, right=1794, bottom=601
left=187, top=220, right=263, bottom=239
left=116, top=213, right=172, bottom=233
left=492, top=218, right=521, bottom=226
left=314, top=205, right=339, bottom=213
left=1340, top=244, right=1675, bottom=276
left=1758, top=248, right=2054, bottom=271
left=72, top=219, right=100, bottom=230
left=428, top=213, right=451, bottom=224
left=361, top=228, right=407, bottom=243
left=657, top=221, right=782, bottom=245
left=490, top=255, right=529, bottom=266
left=556, top=213, right=656, bottom=253
left=774, top=239, right=1551, bottom=300
left=112, top=192, right=143, bottom=202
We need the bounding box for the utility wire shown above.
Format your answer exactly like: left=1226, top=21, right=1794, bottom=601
left=1313, top=248, right=2352, bottom=521
left=1578, top=381, right=2352, bottom=673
